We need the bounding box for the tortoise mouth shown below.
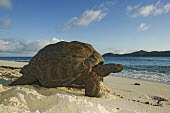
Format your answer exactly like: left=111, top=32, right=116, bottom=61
left=117, top=64, right=123, bottom=72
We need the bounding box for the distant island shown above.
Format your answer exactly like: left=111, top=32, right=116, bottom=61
left=102, top=50, right=170, bottom=57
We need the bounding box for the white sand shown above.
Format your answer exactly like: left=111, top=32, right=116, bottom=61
left=0, top=60, right=28, bottom=67
left=0, top=60, right=170, bottom=113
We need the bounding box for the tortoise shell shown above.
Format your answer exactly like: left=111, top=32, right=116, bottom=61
left=20, top=41, right=104, bottom=86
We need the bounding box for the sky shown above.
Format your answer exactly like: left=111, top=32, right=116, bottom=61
left=0, top=0, right=170, bottom=56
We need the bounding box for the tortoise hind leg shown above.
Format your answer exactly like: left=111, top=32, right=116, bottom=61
left=85, top=72, right=101, bottom=97
left=9, top=75, right=38, bottom=86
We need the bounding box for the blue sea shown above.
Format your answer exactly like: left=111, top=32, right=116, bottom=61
left=0, top=57, right=170, bottom=83
left=104, top=57, right=170, bottom=83
left=0, top=57, right=32, bottom=62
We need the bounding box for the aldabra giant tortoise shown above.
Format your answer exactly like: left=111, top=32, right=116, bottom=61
left=10, top=41, right=123, bottom=97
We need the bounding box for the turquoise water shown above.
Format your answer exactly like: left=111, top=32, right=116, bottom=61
left=104, top=57, right=170, bottom=83
left=0, top=57, right=32, bottom=62
left=1, top=57, right=170, bottom=83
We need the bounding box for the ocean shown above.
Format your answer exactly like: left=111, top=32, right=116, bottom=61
left=0, top=57, right=170, bottom=83
left=104, top=57, right=170, bottom=83
left=0, top=57, right=32, bottom=62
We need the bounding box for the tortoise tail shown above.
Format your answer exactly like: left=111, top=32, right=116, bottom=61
left=9, top=75, right=37, bottom=86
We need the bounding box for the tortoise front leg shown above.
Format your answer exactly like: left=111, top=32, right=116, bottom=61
left=85, top=72, right=101, bottom=97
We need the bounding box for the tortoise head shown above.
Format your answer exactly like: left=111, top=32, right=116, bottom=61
left=106, top=63, right=123, bottom=73
left=92, top=63, right=123, bottom=77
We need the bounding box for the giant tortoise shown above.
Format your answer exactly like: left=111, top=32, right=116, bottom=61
left=10, top=41, right=123, bottom=97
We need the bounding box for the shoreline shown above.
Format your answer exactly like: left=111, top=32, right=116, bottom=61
left=111, top=75, right=170, bottom=85
left=0, top=60, right=28, bottom=68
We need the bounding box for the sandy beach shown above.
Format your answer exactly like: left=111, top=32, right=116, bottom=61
left=0, top=60, right=170, bottom=113
left=0, top=60, right=28, bottom=68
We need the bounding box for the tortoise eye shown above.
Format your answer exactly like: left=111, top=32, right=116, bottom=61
left=99, top=62, right=104, bottom=65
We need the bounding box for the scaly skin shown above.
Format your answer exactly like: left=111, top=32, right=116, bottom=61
left=85, top=71, right=101, bottom=97
left=92, top=63, right=123, bottom=77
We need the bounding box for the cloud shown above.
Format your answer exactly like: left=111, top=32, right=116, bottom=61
left=127, top=1, right=170, bottom=17
left=15, top=38, right=63, bottom=52
left=0, top=38, right=64, bottom=56
left=127, top=5, right=140, bottom=12
left=137, top=23, right=151, bottom=32
left=0, top=40, right=11, bottom=52
left=164, top=3, right=170, bottom=13
left=74, top=10, right=106, bottom=26
left=0, top=0, right=11, bottom=29
left=0, top=19, right=10, bottom=29
left=0, top=0, right=11, bottom=9
left=98, top=1, right=114, bottom=9
left=61, top=10, right=107, bottom=33
left=59, top=1, right=115, bottom=33
left=97, top=48, right=135, bottom=55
